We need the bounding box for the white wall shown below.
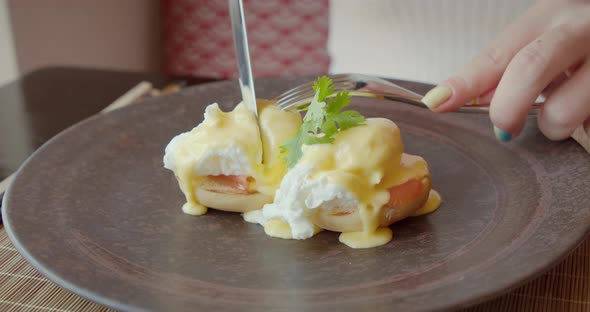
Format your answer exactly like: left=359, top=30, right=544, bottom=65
left=328, top=0, right=533, bottom=84
left=0, top=0, right=18, bottom=86
left=9, top=0, right=162, bottom=75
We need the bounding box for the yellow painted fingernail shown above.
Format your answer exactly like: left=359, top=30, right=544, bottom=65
left=421, top=86, right=452, bottom=109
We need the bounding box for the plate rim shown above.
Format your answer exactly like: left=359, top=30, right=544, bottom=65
left=3, top=77, right=590, bottom=312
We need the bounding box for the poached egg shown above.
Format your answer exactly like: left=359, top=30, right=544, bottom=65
left=163, top=101, right=301, bottom=215
left=245, top=118, right=441, bottom=248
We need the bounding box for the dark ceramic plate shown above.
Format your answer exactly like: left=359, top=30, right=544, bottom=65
left=3, top=77, right=590, bottom=312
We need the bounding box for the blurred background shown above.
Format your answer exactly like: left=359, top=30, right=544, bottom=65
left=0, top=0, right=162, bottom=86
left=0, top=0, right=533, bottom=87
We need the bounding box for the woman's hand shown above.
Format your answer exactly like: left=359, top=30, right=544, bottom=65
left=421, top=0, right=590, bottom=143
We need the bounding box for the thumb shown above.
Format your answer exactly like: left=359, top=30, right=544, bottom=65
left=571, top=118, right=590, bottom=154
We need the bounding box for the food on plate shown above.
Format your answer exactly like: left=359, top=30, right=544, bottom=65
left=163, top=100, right=301, bottom=215
left=164, top=77, right=441, bottom=248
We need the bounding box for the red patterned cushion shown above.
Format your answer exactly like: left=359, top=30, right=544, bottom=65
left=163, top=0, right=330, bottom=79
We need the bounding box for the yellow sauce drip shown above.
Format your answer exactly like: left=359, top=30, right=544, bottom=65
left=263, top=220, right=322, bottom=239
left=411, top=190, right=442, bottom=217
left=380, top=154, right=429, bottom=188
left=182, top=202, right=207, bottom=215
left=339, top=227, right=393, bottom=249
left=264, top=220, right=293, bottom=239
left=339, top=200, right=393, bottom=248
left=176, top=174, right=206, bottom=215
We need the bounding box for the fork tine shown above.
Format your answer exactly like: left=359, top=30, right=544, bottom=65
left=333, top=81, right=356, bottom=90
left=277, top=74, right=349, bottom=96
left=280, top=98, right=312, bottom=110
left=327, top=73, right=349, bottom=80
left=275, top=84, right=313, bottom=101
left=277, top=94, right=314, bottom=107
left=281, top=83, right=315, bottom=95
left=277, top=94, right=315, bottom=108
left=276, top=87, right=315, bottom=102
left=276, top=73, right=361, bottom=109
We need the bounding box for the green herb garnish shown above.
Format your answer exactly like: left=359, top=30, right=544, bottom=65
left=280, top=76, right=365, bottom=168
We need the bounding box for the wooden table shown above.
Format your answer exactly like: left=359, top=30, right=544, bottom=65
left=0, top=67, right=588, bottom=311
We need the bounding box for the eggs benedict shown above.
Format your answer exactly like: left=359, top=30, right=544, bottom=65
left=245, top=118, right=440, bottom=248
left=163, top=100, right=301, bottom=215
left=163, top=76, right=441, bottom=248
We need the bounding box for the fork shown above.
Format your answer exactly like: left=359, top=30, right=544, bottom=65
left=273, top=73, right=543, bottom=113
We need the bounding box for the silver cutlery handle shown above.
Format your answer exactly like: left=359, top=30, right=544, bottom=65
left=350, top=74, right=542, bottom=114
left=228, top=0, right=258, bottom=116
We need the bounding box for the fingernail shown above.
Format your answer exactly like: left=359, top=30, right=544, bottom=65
left=494, top=126, right=512, bottom=142
left=421, top=86, right=452, bottom=109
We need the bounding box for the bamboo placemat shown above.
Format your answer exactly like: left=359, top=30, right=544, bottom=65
left=0, top=225, right=588, bottom=311
left=0, top=226, right=111, bottom=311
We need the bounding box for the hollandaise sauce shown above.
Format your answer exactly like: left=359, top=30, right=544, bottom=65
left=412, top=190, right=442, bottom=217
left=263, top=220, right=293, bottom=239
left=338, top=199, right=394, bottom=249
left=263, top=219, right=323, bottom=239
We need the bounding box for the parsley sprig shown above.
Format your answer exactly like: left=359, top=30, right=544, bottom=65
left=280, top=76, right=365, bottom=168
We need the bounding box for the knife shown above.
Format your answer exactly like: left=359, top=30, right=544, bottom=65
left=228, top=0, right=258, bottom=117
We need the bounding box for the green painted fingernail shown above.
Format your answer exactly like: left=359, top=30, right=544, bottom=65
left=494, top=126, right=512, bottom=142
left=421, top=86, right=452, bottom=109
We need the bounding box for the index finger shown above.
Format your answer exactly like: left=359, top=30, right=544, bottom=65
left=421, top=2, right=547, bottom=112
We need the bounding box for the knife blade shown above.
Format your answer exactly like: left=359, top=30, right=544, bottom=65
left=228, top=0, right=258, bottom=117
